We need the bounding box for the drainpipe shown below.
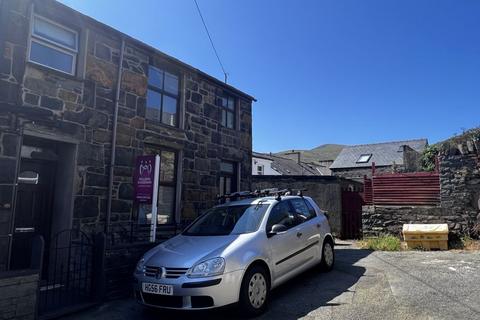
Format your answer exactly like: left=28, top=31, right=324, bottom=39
left=105, top=38, right=125, bottom=234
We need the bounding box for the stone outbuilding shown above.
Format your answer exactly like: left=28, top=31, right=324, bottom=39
left=330, top=139, right=428, bottom=181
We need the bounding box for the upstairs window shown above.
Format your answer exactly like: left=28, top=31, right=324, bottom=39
left=29, top=15, right=78, bottom=75
left=257, top=165, right=264, bottom=175
left=217, top=92, right=236, bottom=129
left=356, top=154, right=372, bottom=163
left=146, top=66, right=179, bottom=127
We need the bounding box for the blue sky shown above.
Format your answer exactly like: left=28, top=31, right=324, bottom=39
left=59, top=0, right=480, bottom=152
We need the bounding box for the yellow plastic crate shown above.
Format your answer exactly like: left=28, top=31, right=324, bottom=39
left=402, top=224, right=449, bottom=250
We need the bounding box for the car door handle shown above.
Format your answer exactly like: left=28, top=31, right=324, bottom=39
left=316, top=224, right=321, bottom=229
left=296, top=232, right=303, bottom=238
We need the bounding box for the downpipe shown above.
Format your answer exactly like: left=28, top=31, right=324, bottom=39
left=105, top=38, right=126, bottom=235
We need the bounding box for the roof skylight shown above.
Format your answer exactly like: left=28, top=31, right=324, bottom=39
left=356, top=154, right=372, bottom=163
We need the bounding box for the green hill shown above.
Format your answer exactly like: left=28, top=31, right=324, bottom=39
left=275, top=144, right=345, bottom=164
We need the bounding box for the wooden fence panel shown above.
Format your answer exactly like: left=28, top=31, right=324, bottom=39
left=364, top=172, right=440, bottom=206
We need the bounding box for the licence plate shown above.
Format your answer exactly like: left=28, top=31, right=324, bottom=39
left=142, top=282, right=173, bottom=296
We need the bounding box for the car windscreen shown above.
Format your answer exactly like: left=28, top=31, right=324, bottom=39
left=182, top=204, right=269, bottom=236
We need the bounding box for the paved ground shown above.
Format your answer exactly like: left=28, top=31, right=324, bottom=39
left=64, top=241, right=480, bottom=320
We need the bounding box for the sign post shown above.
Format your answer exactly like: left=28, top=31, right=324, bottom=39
left=150, top=155, right=160, bottom=242
left=133, top=155, right=161, bottom=242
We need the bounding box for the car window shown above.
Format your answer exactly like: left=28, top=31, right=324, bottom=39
left=266, top=201, right=296, bottom=231
left=290, top=198, right=316, bottom=222
left=303, top=199, right=318, bottom=219
left=182, top=204, right=269, bottom=236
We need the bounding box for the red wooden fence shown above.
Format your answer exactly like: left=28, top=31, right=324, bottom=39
left=363, top=177, right=373, bottom=204
left=364, top=172, right=440, bottom=206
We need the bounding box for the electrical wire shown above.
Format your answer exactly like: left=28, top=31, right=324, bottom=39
left=193, top=0, right=228, bottom=83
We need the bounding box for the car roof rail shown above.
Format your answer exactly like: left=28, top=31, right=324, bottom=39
left=216, top=188, right=308, bottom=204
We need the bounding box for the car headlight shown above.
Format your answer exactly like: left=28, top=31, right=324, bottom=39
left=187, top=257, right=225, bottom=278
left=135, top=258, right=145, bottom=273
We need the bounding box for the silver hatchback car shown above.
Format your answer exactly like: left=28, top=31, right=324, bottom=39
left=133, top=194, right=334, bottom=316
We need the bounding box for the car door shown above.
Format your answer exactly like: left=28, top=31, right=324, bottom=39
left=266, top=200, right=304, bottom=280
left=289, top=198, right=323, bottom=265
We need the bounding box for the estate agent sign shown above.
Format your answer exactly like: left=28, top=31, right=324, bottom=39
left=134, top=155, right=161, bottom=242
left=134, top=155, right=156, bottom=202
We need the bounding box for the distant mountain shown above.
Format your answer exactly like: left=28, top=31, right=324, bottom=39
left=275, top=144, right=345, bottom=164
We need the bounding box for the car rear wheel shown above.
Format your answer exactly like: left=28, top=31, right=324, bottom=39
left=239, top=265, right=269, bottom=317
left=320, top=240, right=334, bottom=272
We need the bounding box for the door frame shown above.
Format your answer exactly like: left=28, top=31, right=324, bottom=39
left=8, top=130, right=78, bottom=270
left=5, top=130, right=24, bottom=270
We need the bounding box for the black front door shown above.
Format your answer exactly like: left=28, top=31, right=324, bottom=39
left=10, top=159, right=56, bottom=270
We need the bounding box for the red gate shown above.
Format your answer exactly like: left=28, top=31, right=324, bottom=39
left=341, top=191, right=363, bottom=239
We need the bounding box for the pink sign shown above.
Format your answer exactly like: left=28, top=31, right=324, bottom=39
left=134, top=155, right=155, bottom=203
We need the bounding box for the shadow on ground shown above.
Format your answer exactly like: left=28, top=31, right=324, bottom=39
left=140, top=247, right=371, bottom=319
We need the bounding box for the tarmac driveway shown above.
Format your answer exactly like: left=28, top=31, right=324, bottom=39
left=64, top=241, right=480, bottom=320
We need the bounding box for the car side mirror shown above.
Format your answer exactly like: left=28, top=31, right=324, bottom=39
left=268, top=224, right=287, bottom=238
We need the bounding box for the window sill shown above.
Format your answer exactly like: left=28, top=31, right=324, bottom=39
left=144, top=119, right=185, bottom=133
left=26, top=61, right=83, bottom=82
left=219, top=125, right=239, bottom=133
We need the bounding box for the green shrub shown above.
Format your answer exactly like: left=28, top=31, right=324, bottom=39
left=420, top=145, right=439, bottom=172
left=360, top=235, right=401, bottom=251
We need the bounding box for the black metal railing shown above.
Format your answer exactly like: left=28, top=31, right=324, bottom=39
left=38, top=229, right=96, bottom=316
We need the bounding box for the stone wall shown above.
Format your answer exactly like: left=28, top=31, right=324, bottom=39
left=332, top=165, right=397, bottom=182
left=252, top=175, right=362, bottom=236
left=0, top=270, right=39, bottom=320
left=0, top=0, right=27, bottom=272
left=105, top=242, right=156, bottom=300
left=362, top=152, right=480, bottom=238
left=439, top=153, right=480, bottom=235
left=362, top=205, right=471, bottom=237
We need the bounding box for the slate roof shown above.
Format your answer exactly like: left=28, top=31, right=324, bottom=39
left=330, top=139, right=428, bottom=169
left=252, top=151, right=273, bottom=161
left=252, top=152, right=324, bottom=175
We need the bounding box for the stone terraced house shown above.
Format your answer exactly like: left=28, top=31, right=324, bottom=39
left=0, top=0, right=254, bottom=315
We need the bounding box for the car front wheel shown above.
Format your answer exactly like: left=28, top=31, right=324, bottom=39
left=239, top=265, right=269, bottom=317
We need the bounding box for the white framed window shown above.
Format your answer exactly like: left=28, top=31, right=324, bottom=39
left=28, top=15, right=78, bottom=75
left=257, top=165, right=264, bottom=175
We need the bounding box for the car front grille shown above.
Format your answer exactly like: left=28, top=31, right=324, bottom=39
left=141, top=293, right=214, bottom=309
left=144, top=266, right=189, bottom=279
left=142, top=293, right=183, bottom=308
left=191, top=296, right=214, bottom=308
